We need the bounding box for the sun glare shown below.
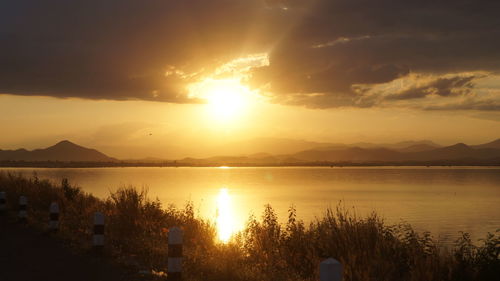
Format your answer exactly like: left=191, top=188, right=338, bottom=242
left=216, top=188, right=236, bottom=243
left=205, top=79, right=251, bottom=120
left=189, top=78, right=254, bottom=122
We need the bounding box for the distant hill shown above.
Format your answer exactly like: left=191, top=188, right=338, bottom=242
left=348, top=140, right=441, bottom=150
left=293, top=147, right=404, bottom=162
left=2, top=138, right=499, bottom=166
left=209, top=137, right=334, bottom=156
left=398, top=143, right=439, bottom=153
left=173, top=140, right=500, bottom=165
left=472, top=139, right=500, bottom=149
left=405, top=143, right=500, bottom=161
left=290, top=142, right=500, bottom=163
left=214, top=138, right=441, bottom=156
left=0, top=140, right=115, bottom=162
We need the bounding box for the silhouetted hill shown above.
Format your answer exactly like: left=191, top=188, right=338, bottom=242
left=406, top=143, right=499, bottom=161
left=398, top=144, right=439, bottom=153
left=119, top=138, right=500, bottom=165
left=291, top=142, right=500, bottom=163
left=293, top=147, right=404, bottom=162
left=348, top=140, right=441, bottom=150
left=178, top=153, right=302, bottom=165
left=472, top=139, right=500, bottom=149
left=2, top=138, right=499, bottom=166
left=211, top=137, right=334, bottom=156
left=0, top=140, right=115, bottom=162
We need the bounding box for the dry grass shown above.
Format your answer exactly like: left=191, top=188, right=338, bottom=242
left=0, top=171, right=498, bottom=281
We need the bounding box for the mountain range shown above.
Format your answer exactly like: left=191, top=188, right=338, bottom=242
left=0, top=140, right=115, bottom=162
left=0, top=138, right=499, bottom=165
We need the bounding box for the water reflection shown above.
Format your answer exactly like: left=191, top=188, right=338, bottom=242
left=216, top=188, right=236, bottom=242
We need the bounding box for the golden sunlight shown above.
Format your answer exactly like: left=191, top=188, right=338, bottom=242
left=189, top=78, right=255, bottom=123
left=206, top=79, right=248, bottom=119
left=216, top=188, right=236, bottom=242
left=206, top=79, right=250, bottom=120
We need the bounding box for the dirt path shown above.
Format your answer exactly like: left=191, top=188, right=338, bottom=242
left=0, top=216, right=132, bottom=281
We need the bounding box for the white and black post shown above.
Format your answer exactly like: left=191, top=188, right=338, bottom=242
left=320, top=258, right=342, bottom=281
left=0, top=192, right=6, bottom=214
left=167, top=227, right=183, bottom=281
left=18, top=196, right=27, bottom=223
left=93, top=212, right=105, bottom=255
left=49, top=202, right=59, bottom=232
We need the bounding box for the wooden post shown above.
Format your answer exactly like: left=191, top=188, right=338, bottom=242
left=93, top=212, right=105, bottom=255
left=167, top=227, right=183, bottom=281
left=320, top=258, right=342, bottom=281
left=18, top=196, right=27, bottom=223
left=49, top=202, right=59, bottom=232
left=0, top=192, right=6, bottom=213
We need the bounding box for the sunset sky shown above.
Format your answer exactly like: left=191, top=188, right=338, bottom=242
left=1, top=0, right=499, bottom=159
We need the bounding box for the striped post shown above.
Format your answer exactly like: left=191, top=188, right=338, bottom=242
left=18, top=196, right=27, bottom=223
left=0, top=192, right=6, bottom=214
left=93, top=212, right=105, bottom=255
left=49, top=202, right=59, bottom=232
left=167, top=227, right=183, bottom=281
left=320, top=258, right=342, bottom=281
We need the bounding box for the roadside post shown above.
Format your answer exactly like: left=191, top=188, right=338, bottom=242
left=49, top=202, right=60, bottom=232
left=320, top=258, right=342, bottom=281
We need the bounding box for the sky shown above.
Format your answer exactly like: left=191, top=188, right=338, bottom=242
left=1, top=0, right=499, bottom=158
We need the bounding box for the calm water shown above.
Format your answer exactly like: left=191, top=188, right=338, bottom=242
left=2, top=167, right=500, bottom=245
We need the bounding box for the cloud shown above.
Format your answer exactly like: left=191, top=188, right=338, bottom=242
left=249, top=0, right=500, bottom=109
left=385, top=75, right=477, bottom=100
left=0, top=0, right=275, bottom=102
left=424, top=98, right=500, bottom=111
left=1, top=0, right=499, bottom=110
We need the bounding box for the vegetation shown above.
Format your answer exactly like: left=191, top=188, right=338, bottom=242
left=0, top=171, right=498, bottom=281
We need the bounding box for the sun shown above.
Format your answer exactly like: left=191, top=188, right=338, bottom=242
left=206, top=80, right=246, bottom=119
left=190, top=78, right=253, bottom=122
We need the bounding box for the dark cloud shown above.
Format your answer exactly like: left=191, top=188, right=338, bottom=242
left=250, top=0, right=500, bottom=109
left=1, top=0, right=499, bottom=109
left=0, top=0, right=276, bottom=102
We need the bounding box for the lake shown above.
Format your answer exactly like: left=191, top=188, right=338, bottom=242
left=2, top=166, right=499, bottom=245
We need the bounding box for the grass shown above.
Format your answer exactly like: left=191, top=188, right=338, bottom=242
left=0, top=171, right=498, bottom=281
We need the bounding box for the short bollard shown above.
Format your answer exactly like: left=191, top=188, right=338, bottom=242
left=18, top=196, right=28, bottom=223
left=167, top=227, right=183, bottom=281
left=49, top=202, right=59, bottom=232
left=0, top=192, right=6, bottom=213
left=93, top=212, right=105, bottom=255
left=320, top=258, right=342, bottom=281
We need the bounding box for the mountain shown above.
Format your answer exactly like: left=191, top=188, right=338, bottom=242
left=398, top=144, right=439, bottom=153
left=293, top=147, right=403, bottom=162
left=347, top=140, right=441, bottom=150
left=406, top=143, right=499, bottom=161
left=199, top=138, right=441, bottom=157
left=472, top=139, right=500, bottom=149
left=2, top=138, right=499, bottom=165
left=0, top=140, right=116, bottom=162
left=386, top=140, right=441, bottom=150
left=208, top=137, right=335, bottom=156
left=289, top=141, right=500, bottom=163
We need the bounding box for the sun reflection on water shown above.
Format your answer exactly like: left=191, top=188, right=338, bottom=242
left=216, top=188, right=236, bottom=243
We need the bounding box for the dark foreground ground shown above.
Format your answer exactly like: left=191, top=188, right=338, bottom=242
left=0, top=217, right=132, bottom=281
